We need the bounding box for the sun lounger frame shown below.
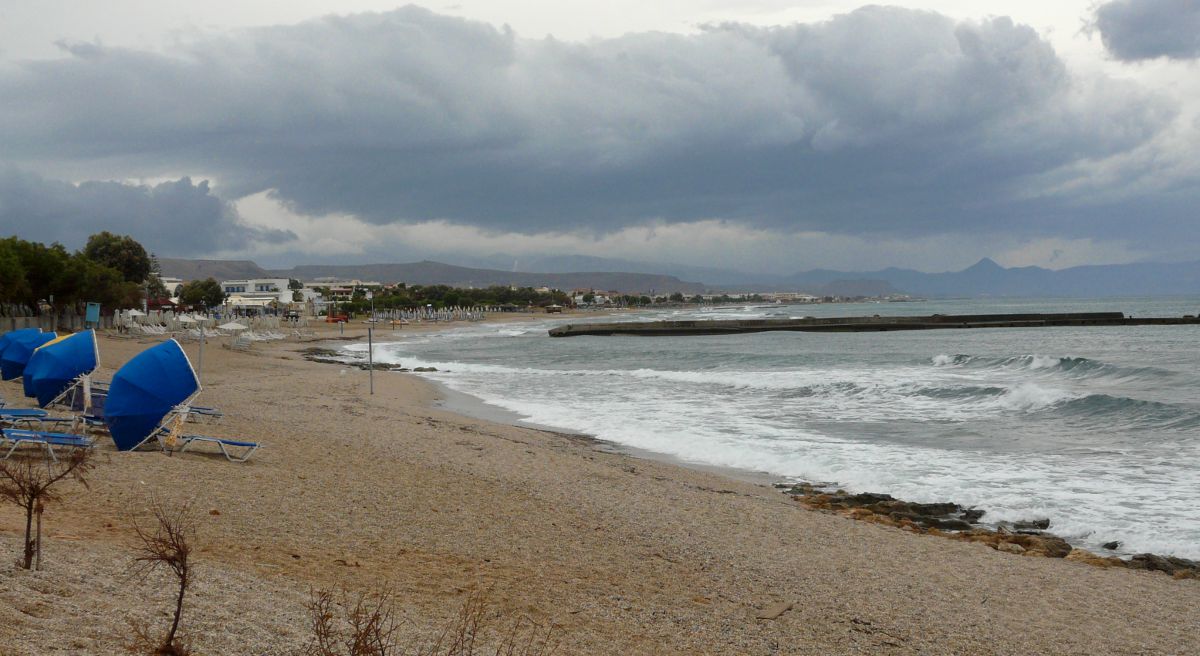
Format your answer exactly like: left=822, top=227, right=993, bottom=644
left=176, top=434, right=260, bottom=462
left=1, top=428, right=95, bottom=462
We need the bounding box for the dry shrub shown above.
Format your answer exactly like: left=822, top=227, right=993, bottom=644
left=0, top=447, right=92, bottom=570
left=300, top=586, right=557, bottom=656
left=126, top=498, right=196, bottom=656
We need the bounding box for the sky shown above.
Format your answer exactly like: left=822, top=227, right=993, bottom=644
left=0, top=0, right=1197, bottom=274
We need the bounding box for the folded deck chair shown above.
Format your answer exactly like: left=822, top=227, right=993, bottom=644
left=1, top=428, right=95, bottom=462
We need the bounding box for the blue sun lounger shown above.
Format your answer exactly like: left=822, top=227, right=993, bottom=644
left=0, top=408, right=48, bottom=419
left=167, top=429, right=260, bottom=462
left=0, top=408, right=78, bottom=431
left=1, top=428, right=95, bottom=462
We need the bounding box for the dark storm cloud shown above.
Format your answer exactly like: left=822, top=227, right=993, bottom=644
left=0, top=168, right=293, bottom=254
left=0, top=5, right=1182, bottom=240
left=1093, top=0, right=1200, bottom=61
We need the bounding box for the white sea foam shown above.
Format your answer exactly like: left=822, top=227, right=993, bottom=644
left=350, top=308, right=1200, bottom=559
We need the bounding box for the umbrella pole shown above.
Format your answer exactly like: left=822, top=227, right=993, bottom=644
left=198, top=322, right=204, bottom=385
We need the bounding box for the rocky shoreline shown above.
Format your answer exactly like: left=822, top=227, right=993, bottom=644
left=300, top=346, right=440, bottom=372
left=303, top=344, right=1197, bottom=581
left=777, top=482, right=1199, bottom=579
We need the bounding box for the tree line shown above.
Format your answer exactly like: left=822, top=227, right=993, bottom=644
left=0, top=232, right=160, bottom=316
left=325, top=284, right=571, bottom=313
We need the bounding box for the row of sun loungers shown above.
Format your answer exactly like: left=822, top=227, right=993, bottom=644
left=2, top=334, right=260, bottom=464
left=2, top=408, right=253, bottom=463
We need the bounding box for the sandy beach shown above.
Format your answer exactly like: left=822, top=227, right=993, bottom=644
left=1, top=319, right=1197, bottom=655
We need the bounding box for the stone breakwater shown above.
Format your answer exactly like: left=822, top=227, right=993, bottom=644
left=778, top=483, right=1200, bottom=580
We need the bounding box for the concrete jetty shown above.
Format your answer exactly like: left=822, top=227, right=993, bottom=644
left=548, top=312, right=1200, bottom=337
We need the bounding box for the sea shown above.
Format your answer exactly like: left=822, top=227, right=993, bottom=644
left=344, top=297, right=1200, bottom=559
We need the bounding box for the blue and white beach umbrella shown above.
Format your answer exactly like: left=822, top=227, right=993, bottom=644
left=0, top=330, right=57, bottom=380
left=21, top=330, right=99, bottom=407
left=105, top=339, right=200, bottom=451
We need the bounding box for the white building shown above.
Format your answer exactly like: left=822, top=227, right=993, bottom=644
left=220, top=278, right=316, bottom=309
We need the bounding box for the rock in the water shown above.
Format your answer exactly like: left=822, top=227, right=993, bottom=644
left=888, top=512, right=972, bottom=531
left=1102, top=541, right=1122, bottom=551
left=413, top=366, right=439, bottom=372
left=755, top=601, right=793, bottom=620
left=1012, top=518, right=1052, bottom=531
left=960, top=508, right=986, bottom=523
left=1024, top=535, right=1073, bottom=558
left=1126, top=554, right=1200, bottom=577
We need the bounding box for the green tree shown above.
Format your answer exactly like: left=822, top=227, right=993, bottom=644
left=0, top=240, right=31, bottom=305
left=669, top=292, right=684, bottom=302
left=178, top=278, right=226, bottom=308
left=146, top=275, right=169, bottom=299
left=55, top=255, right=141, bottom=309
left=82, top=231, right=152, bottom=283
left=288, top=278, right=303, bottom=291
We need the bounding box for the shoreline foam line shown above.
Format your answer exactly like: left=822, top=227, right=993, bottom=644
left=549, top=311, right=1200, bottom=336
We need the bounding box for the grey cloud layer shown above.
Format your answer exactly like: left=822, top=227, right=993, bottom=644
left=0, top=169, right=293, bottom=254
left=1094, top=0, right=1200, bottom=61
left=0, top=5, right=1185, bottom=246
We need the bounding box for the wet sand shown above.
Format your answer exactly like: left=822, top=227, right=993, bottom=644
left=0, top=319, right=1197, bottom=654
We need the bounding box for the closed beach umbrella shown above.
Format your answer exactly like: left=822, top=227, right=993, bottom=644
left=0, top=328, right=41, bottom=357
left=105, top=339, right=200, bottom=451
left=21, top=330, right=99, bottom=406
left=22, top=333, right=70, bottom=397
left=1, top=331, right=56, bottom=380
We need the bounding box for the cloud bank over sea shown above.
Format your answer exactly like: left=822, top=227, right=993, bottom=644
left=1, top=4, right=1197, bottom=270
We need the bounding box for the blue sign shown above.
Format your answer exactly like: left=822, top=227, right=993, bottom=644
left=85, top=302, right=101, bottom=324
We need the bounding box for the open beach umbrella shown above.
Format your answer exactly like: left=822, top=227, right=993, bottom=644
left=218, top=322, right=247, bottom=331
left=105, top=339, right=200, bottom=451
left=21, top=330, right=99, bottom=407
left=0, top=328, right=41, bottom=358
left=1, top=331, right=56, bottom=380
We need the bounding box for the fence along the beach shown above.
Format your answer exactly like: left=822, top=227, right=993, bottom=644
left=0, top=314, right=116, bottom=332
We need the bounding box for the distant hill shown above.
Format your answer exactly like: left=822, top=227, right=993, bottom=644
left=158, top=258, right=270, bottom=281
left=809, top=279, right=901, bottom=298
left=160, top=258, right=705, bottom=294
left=159, top=255, right=1200, bottom=298
left=268, top=261, right=705, bottom=294
left=787, top=258, right=1200, bottom=297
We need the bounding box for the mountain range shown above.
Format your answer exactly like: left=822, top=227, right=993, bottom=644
left=159, top=256, right=1200, bottom=298
left=159, top=258, right=706, bottom=294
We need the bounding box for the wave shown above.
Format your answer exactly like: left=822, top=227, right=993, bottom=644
left=1051, top=394, right=1200, bottom=429
left=931, top=353, right=1173, bottom=382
